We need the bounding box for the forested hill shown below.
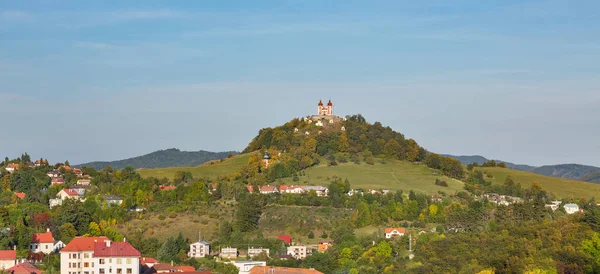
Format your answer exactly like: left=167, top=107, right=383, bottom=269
left=445, top=154, right=600, bottom=182
left=76, top=148, right=238, bottom=170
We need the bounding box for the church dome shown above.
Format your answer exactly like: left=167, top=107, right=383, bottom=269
left=318, top=100, right=323, bottom=106
left=327, top=100, right=333, bottom=106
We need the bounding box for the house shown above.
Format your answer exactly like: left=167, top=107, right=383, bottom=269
left=159, top=185, right=177, bottom=191
left=34, top=159, right=47, bottom=167
left=60, top=237, right=140, bottom=274
left=248, top=248, right=270, bottom=258
left=5, top=164, right=19, bottom=173
left=278, top=235, right=292, bottom=245
left=0, top=249, right=16, bottom=269
left=6, top=262, right=42, bottom=274
left=73, top=168, right=83, bottom=177
left=144, top=263, right=202, bottom=274
left=47, top=170, right=61, bottom=178
left=385, top=228, right=406, bottom=239
left=128, top=205, right=146, bottom=213
left=228, top=261, right=267, bottom=274
left=69, top=185, right=89, bottom=196
left=259, top=185, right=279, bottom=194
left=209, top=184, right=218, bottom=194
left=14, top=193, right=25, bottom=200
left=287, top=246, right=307, bottom=260
left=220, top=247, right=238, bottom=259
left=564, top=203, right=581, bottom=214
left=57, top=189, right=83, bottom=200
left=188, top=241, right=210, bottom=258
left=30, top=228, right=57, bottom=254
left=315, top=120, right=324, bottom=127
left=247, top=185, right=254, bottom=193
left=140, top=257, right=159, bottom=268
left=101, top=195, right=123, bottom=206
left=249, top=266, right=324, bottom=274
left=77, top=179, right=91, bottom=186
left=347, top=189, right=363, bottom=196
left=300, top=186, right=328, bottom=197
left=431, top=195, right=443, bottom=202
left=318, top=241, right=333, bottom=253
left=279, top=185, right=304, bottom=194
left=51, top=178, right=65, bottom=186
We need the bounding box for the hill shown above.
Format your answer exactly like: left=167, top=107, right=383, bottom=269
left=581, top=172, right=600, bottom=184
left=476, top=166, right=600, bottom=199
left=138, top=152, right=253, bottom=179
left=76, top=148, right=238, bottom=170
left=446, top=154, right=600, bottom=182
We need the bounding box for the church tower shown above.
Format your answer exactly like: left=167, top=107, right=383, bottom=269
left=317, top=99, right=333, bottom=116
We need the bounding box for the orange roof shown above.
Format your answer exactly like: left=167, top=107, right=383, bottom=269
left=61, top=236, right=109, bottom=252
left=247, top=185, right=254, bottom=192
left=384, top=228, right=406, bottom=234
left=94, top=241, right=141, bottom=257
left=7, top=163, right=19, bottom=169
left=0, top=250, right=16, bottom=260
left=141, top=257, right=159, bottom=264
left=159, top=185, right=177, bottom=191
left=260, top=185, right=278, bottom=192
left=14, top=192, right=26, bottom=199
left=249, top=266, right=323, bottom=274
left=32, top=231, right=54, bottom=243
left=174, top=266, right=196, bottom=272
left=7, top=262, right=42, bottom=274
left=60, top=189, right=80, bottom=196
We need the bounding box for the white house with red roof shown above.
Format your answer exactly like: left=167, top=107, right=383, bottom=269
left=50, top=189, right=85, bottom=208
left=279, top=185, right=304, bottom=194
left=384, top=228, right=406, bottom=239
left=5, top=163, right=19, bottom=174
left=30, top=228, right=57, bottom=254
left=140, top=257, right=159, bottom=268
left=0, top=248, right=16, bottom=269
left=60, top=236, right=141, bottom=274
left=51, top=178, right=65, bottom=186
left=7, top=262, right=42, bottom=274
left=259, top=185, right=279, bottom=194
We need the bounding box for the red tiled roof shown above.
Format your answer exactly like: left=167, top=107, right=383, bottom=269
left=327, top=100, right=333, bottom=106
left=93, top=241, right=141, bottom=257
left=174, top=266, right=196, bottom=272
left=384, top=228, right=406, bottom=234
left=0, top=250, right=16, bottom=260
left=14, top=192, right=26, bottom=199
left=159, top=185, right=177, bottom=191
left=7, top=262, right=42, bottom=274
left=260, top=185, right=278, bottom=192
left=278, top=235, right=292, bottom=244
left=61, top=236, right=109, bottom=252
left=211, top=184, right=217, bottom=190
left=32, top=231, right=54, bottom=243
left=51, top=178, right=65, bottom=183
left=318, top=100, right=323, bottom=106
left=247, top=185, right=254, bottom=192
left=61, top=189, right=80, bottom=196
left=141, top=257, right=159, bottom=264
left=7, top=163, right=19, bottom=169
left=250, top=266, right=323, bottom=274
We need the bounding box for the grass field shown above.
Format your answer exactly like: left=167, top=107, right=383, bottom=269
left=477, top=167, right=600, bottom=199
left=138, top=153, right=254, bottom=179
left=280, top=160, right=465, bottom=195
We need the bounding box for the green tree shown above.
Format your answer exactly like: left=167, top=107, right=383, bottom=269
left=59, top=223, right=78, bottom=243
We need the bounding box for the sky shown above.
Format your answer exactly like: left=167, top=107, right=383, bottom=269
left=0, top=0, right=599, bottom=166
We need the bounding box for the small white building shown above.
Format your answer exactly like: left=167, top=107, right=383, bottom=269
left=101, top=195, right=123, bottom=206
left=228, top=261, right=266, bottom=274
left=4, top=164, right=19, bottom=174
left=0, top=248, right=16, bottom=270
left=220, top=247, right=238, bottom=259
left=315, top=120, right=323, bottom=127
left=188, top=241, right=210, bottom=258
left=564, top=203, right=581, bottom=215
left=287, top=246, right=307, bottom=260
left=248, top=248, right=270, bottom=258
left=76, top=179, right=91, bottom=186
left=385, top=228, right=406, bottom=239
left=300, top=186, right=328, bottom=197
left=30, top=229, right=57, bottom=254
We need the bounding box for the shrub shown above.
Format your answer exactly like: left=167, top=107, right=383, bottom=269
left=365, top=157, right=375, bottom=165
left=169, top=213, right=178, bottom=219
left=435, top=179, right=449, bottom=187
left=201, top=219, right=209, bottom=225
left=321, top=232, right=328, bottom=239
left=158, top=215, right=166, bottom=220
left=308, top=231, right=315, bottom=239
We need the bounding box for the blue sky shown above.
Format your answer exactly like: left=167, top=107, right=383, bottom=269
left=1, top=0, right=599, bottom=166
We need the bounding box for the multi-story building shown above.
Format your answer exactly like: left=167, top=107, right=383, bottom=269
left=228, top=261, right=266, bottom=274
left=220, top=247, right=238, bottom=259
left=247, top=248, right=270, bottom=258
left=188, top=241, right=210, bottom=258
left=287, top=246, right=307, bottom=260
left=60, top=237, right=140, bottom=274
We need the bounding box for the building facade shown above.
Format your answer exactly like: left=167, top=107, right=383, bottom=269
left=317, top=100, right=333, bottom=116
left=287, top=246, right=307, bottom=260
left=60, top=237, right=140, bottom=274
left=188, top=241, right=210, bottom=258
left=30, top=229, right=56, bottom=254
left=248, top=248, right=270, bottom=258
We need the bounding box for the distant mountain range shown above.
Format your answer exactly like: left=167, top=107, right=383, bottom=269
left=444, top=154, right=600, bottom=183
left=76, top=148, right=238, bottom=170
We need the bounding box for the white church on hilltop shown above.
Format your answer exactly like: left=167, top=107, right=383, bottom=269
left=317, top=99, right=334, bottom=116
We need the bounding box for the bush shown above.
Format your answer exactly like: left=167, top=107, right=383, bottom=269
left=321, top=232, right=328, bottom=239
left=158, top=215, right=166, bottom=220
left=169, top=213, right=178, bottom=219
left=435, top=179, right=449, bottom=187
left=201, top=219, right=209, bottom=225
left=365, top=157, right=375, bottom=165
left=308, top=231, right=315, bottom=239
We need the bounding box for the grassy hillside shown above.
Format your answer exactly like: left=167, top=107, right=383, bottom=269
left=477, top=167, right=600, bottom=199
left=281, top=160, right=465, bottom=195
left=138, top=153, right=254, bottom=179
left=78, top=148, right=238, bottom=170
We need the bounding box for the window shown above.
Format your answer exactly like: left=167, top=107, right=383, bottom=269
left=84, top=263, right=89, bottom=268
left=45, top=244, right=49, bottom=249
left=99, top=259, right=105, bottom=265
left=126, top=269, right=132, bottom=274
left=84, top=253, right=89, bottom=258
left=126, top=258, right=131, bottom=264
left=116, top=258, right=122, bottom=264
left=99, top=269, right=105, bottom=274
left=117, top=269, right=122, bottom=274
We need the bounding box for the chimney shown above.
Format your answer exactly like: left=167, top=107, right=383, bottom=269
left=13, top=245, right=16, bottom=250
left=105, top=240, right=111, bottom=247
left=46, top=228, right=50, bottom=232
left=124, top=237, right=127, bottom=242
left=171, top=260, right=174, bottom=267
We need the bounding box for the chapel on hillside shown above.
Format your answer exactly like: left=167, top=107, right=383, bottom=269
left=317, top=99, right=333, bottom=116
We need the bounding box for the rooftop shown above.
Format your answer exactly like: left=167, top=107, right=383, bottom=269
left=61, top=236, right=109, bottom=252
left=94, top=241, right=141, bottom=257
